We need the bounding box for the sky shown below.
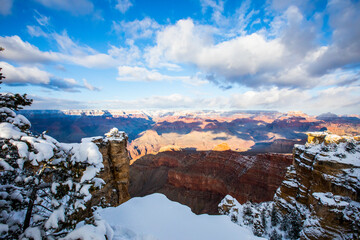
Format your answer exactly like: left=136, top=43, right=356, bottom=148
left=0, top=0, right=359, bottom=115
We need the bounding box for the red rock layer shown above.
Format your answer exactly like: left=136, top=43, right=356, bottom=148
left=130, top=150, right=292, bottom=214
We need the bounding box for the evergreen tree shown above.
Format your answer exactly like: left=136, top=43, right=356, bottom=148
left=280, top=214, right=289, bottom=232
left=0, top=48, right=108, bottom=239
left=287, top=210, right=302, bottom=240
left=271, top=205, right=279, bottom=227
left=252, top=216, right=265, bottom=237
left=242, top=202, right=254, bottom=226
left=261, top=208, right=267, bottom=229
left=269, top=229, right=282, bottom=240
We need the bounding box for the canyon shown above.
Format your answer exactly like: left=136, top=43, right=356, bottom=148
left=4, top=107, right=359, bottom=239
left=19, top=110, right=360, bottom=164
left=130, top=150, right=292, bottom=214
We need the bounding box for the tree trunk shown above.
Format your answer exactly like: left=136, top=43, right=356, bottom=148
left=23, top=186, right=38, bottom=231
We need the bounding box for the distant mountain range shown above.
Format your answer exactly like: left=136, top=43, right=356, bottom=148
left=18, top=110, right=360, bottom=161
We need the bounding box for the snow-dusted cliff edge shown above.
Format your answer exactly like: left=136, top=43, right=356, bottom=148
left=219, top=132, right=360, bottom=239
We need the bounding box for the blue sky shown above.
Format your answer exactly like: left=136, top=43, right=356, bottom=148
left=0, top=0, right=359, bottom=115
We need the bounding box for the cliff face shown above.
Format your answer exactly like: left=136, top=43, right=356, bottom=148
left=217, top=132, right=360, bottom=239
left=130, top=150, right=292, bottom=214
left=274, top=132, right=360, bottom=239
left=89, top=129, right=131, bottom=207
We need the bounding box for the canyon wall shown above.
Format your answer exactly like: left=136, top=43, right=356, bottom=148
left=274, top=132, right=360, bottom=239
left=130, top=150, right=292, bottom=214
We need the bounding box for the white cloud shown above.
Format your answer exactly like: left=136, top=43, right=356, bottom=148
left=27, top=25, right=48, bottom=37
left=27, top=86, right=360, bottom=114
left=200, top=0, right=224, bottom=13
left=52, top=31, right=96, bottom=56
left=146, top=19, right=284, bottom=79
left=30, top=95, right=88, bottom=109
left=83, top=78, right=100, bottom=91
left=112, top=17, right=160, bottom=39
left=1, top=61, right=100, bottom=91
left=115, top=0, right=133, bottom=14
left=0, top=0, right=13, bottom=16
left=34, top=10, right=50, bottom=26
left=230, top=87, right=309, bottom=109
left=307, top=0, right=360, bottom=76
left=1, top=61, right=51, bottom=84
left=145, top=2, right=360, bottom=90
left=107, top=42, right=141, bottom=65
left=0, top=34, right=140, bottom=69
left=34, top=0, right=94, bottom=15
left=117, top=66, right=208, bottom=85
left=200, top=0, right=225, bottom=24
left=0, top=36, right=59, bottom=63
left=118, top=66, right=166, bottom=82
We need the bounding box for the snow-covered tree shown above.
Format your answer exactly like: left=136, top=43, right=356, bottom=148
left=269, top=229, right=282, bottom=240
left=0, top=50, right=110, bottom=239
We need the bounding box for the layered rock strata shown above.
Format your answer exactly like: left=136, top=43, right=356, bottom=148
left=274, top=132, right=360, bottom=239
left=89, top=128, right=131, bottom=207
left=130, top=150, right=292, bottom=214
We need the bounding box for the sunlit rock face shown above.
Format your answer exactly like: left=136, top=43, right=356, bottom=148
left=130, top=150, right=292, bottom=214
left=274, top=132, right=360, bottom=240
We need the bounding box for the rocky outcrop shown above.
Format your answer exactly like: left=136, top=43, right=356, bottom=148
left=89, top=128, right=131, bottom=207
left=130, top=150, right=292, bottom=214
left=274, top=132, right=360, bottom=239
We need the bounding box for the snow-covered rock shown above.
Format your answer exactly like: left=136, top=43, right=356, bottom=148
left=219, top=132, right=360, bottom=239
left=274, top=132, right=360, bottom=239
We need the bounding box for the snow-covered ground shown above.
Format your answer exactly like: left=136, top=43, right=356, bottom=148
left=99, top=193, right=264, bottom=240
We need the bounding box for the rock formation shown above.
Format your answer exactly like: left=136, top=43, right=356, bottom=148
left=274, top=132, right=360, bottom=239
left=130, top=150, right=292, bottom=214
left=89, top=128, right=131, bottom=207
left=218, top=132, right=360, bottom=239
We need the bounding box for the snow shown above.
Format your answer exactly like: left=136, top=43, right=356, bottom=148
left=312, top=192, right=350, bottom=208
left=10, top=114, right=31, bottom=128
left=10, top=190, right=23, bottom=201
left=51, top=182, right=60, bottom=194
left=0, top=223, right=8, bottom=234
left=73, top=142, right=103, bottom=165
left=23, top=227, right=42, bottom=240
left=64, top=179, right=73, bottom=190
left=81, top=166, right=99, bottom=183
left=81, top=136, right=103, bottom=143
left=105, top=127, right=126, bottom=141
left=80, top=184, right=92, bottom=201
left=10, top=140, right=28, bottom=158
left=63, top=219, right=114, bottom=240
left=0, top=158, right=14, bottom=170
left=45, top=205, right=65, bottom=229
left=0, top=122, right=25, bottom=139
left=302, top=133, right=360, bottom=167
left=92, top=177, right=106, bottom=188
left=21, top=136, right=56, bottom=162
left=283, top=180, right=298, bottom=188
left=99, top=193, right=265, bottom=240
